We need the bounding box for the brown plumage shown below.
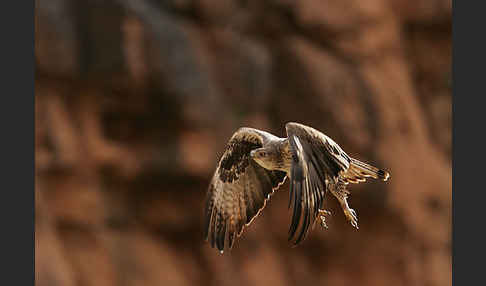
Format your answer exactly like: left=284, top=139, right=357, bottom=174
left=204, top=122, right=390, bottom=253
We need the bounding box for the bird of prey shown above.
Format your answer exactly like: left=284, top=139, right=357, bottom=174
left=204, top=122, right=390, bottom=252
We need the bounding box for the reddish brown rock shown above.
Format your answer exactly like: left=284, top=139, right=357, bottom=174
left=35, top=1, right=451, bottom=286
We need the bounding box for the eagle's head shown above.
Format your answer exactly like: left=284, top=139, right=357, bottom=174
left=250, top=147, right=285, bottom=171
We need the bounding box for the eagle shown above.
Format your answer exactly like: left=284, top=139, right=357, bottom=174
left=204, top=122, right=390, bottom=253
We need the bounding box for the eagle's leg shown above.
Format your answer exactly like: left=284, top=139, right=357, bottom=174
left=330, top=181, right=358, bottom=229
left=318, top=209, right=332, bottom=229
left=339, top=199, right=358, bottom=229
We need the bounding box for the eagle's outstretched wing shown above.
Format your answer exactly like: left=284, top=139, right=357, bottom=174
left=285, top=122, right=345, bottom=245
left=204, top=128, right=287, bottom=252
left=285, top=122, right=389, bottom=244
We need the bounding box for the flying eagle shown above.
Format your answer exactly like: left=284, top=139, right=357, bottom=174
left=204, top=122, right=390, bottom=252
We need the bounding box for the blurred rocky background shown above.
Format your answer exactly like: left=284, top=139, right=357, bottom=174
left=35, top=0, right=451, bottom=285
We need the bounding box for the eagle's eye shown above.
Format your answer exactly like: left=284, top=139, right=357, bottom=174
left=260, top=151, right=266, bottom=157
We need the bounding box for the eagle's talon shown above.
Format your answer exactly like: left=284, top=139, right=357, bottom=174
left=318, top=209, right=332, bottom=216
left=317, top=209, right=332, bottom=229
left=350, top=209, right=357, bottom=221
left=320, top=215, right=329, bottom=229
left=344, top=208, right=358, bottom=229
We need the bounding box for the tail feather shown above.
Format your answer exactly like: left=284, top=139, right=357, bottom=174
left=349, top=158, right=390, bottom=182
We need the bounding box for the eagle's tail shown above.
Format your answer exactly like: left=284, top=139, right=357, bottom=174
left=349, top=158, right=390, bottom=181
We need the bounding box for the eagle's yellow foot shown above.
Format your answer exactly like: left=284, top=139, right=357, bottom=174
left=318, top=209, right=332, bottom=229
left=343, top=208, right=358, bottom=229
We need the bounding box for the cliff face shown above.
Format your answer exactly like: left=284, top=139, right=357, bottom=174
left=35, top=1, right=451, bottom=285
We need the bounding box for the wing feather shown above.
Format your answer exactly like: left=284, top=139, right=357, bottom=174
left=285, top=122, right=348, bottom=244
left=204, top=128, right=287, bottom=252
